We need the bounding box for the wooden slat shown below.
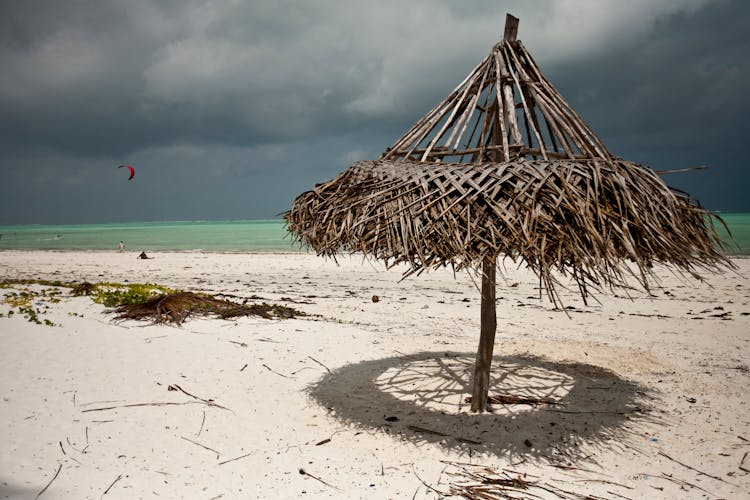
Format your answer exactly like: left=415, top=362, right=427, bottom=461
left=421, top=59, right=491, bottom=161
left=501, top=43, right=547, bottom=159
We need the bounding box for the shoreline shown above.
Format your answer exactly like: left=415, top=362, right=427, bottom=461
left=2, top=247, right=749, bottom=259
left=0, top=248, right=308, bottom=255
left=1, top=250, right=748, bottom=498
left=2, top=213, right=748, bottom=255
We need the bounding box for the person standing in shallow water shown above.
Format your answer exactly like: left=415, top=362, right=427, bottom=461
left=118, top=241, right=125, bottom=253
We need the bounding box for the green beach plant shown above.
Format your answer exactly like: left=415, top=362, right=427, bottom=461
left=1, top=278, right=306, bottom=327
left=71, top=281, right=180, bottom=307
left=1, top=286, right=59, bottom=326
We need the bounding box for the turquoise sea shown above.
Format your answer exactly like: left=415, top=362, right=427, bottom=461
left=0, top=215, right=748, bottom=254
left=0, top=220, right=300, bottom=253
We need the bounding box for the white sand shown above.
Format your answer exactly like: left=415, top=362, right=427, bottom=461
left=1, top=250, right=748, bottom=499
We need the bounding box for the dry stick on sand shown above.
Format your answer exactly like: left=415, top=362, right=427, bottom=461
left=407, top=425, right=449, bottom=437
left=59, top=441, right=82, bottom=466
left=308, top=356, right=331, bottom=373
left=262, top=363, right=292, bottom=379
left=82, top=401, right=217, bottom=412
left=606, top=491, right=635, bottom=500
left=315, top=429, right=345, bottom=447
left=658, top=451, right=738, bottom=486
left=573, top=478, right=635, bottom=490
left=167, top=383, right=229, bottom=410
left=464, top=394, right=557, bottom=406
left=657, top=473, right=715, bottom=496
left=66, top=437, right=83, bottom=454
left=34, top=463, right=62, bottom=499
left=441, top=461, right=627, bottom=499
left=196, top=411, right=206, bottom=437
left=411, top=465, right=443, bottom=496
left=299, top=468, right=339, bottom=490
left=81, top=386, right=230, bottom=414
left=639, top=472, right=714, bottom=496
left=407, top=425, right=480, bottom=445
left=101, top=474, right=123, bottom=497
left=181, top=436, right=222, bottom=459
left=218, top=452, right=253, bottom=466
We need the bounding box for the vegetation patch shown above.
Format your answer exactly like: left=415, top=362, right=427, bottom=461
left=1, top=281, right=64, bottom=326
left=1, top=279, right=306, bottom=327
left=112, top=291, right=305, bottom=325
left=71, top=281, right=179, bottom=307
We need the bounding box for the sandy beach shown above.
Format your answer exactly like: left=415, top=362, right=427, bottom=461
left=0, top=250, right=748, bottom=499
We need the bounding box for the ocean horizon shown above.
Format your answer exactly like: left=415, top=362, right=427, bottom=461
left=0, top=220, right=300, bottom=253
left=1, top=215, right=749, bottom=254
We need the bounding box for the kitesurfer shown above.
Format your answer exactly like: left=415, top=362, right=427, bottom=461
left=119, top=164, right=135, bottom=180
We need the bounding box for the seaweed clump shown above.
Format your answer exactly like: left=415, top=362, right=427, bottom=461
left=112, top=291, right=305, bottom=325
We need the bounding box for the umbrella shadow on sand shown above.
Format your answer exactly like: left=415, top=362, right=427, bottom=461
left=309, top=351, right=661, bottom=462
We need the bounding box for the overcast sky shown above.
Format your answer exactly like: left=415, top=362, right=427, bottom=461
left=0, top=0, right=747, bottom=224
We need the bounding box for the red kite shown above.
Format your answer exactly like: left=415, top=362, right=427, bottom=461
left=119, top=164, right=135, bottom=180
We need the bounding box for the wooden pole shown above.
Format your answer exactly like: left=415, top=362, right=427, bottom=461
left=470, top=257, right=497, bottom=412
left=469, top=13, right=516, bottom=412
left=503, top=13, right=519, bottom=42
left=470, top=108, right=500, bottom=412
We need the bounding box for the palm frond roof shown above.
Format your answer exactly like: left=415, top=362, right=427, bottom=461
left=286, top=15, right=730, bottom=302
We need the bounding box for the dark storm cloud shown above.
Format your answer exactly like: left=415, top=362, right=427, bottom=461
left=0, top=0, right=425, bottom=156
left=549, top=2, right=748, bottom=150
left=0, top=0, right=747, bottom=223
left=541, top=1, right=749, bottom=209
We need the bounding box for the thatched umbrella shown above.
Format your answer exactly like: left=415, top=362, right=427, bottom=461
left=286, top=14, right=730, bottom=412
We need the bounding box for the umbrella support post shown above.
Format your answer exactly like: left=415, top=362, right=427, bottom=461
left=470, top=256, right=497, bottom=412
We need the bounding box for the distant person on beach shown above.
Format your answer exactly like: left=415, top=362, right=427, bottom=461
left=138, top=251, right=153, bottom=259
left=118, top=241, right=125, bottom=252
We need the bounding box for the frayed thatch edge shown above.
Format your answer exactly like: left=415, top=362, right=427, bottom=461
left=286, top=159, right=733, bottom=305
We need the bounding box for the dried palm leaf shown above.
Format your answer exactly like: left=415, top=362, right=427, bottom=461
left=287, top=158, right=729, bottom=303
left=112, top=291, right=304, bottom=325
